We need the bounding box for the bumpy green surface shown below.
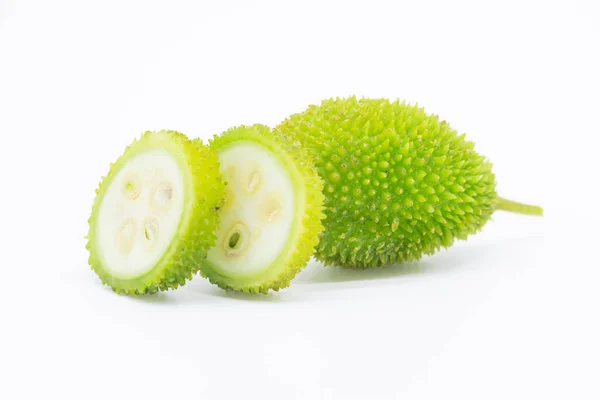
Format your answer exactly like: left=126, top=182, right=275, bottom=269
left=197, top=124, right=326, bottom=293
left=274, top=96, right=500, bottom=268
left=86, top=130, right=225, bottom=294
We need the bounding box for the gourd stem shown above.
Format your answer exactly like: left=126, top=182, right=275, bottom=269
left=495, top=197, right=543, bottom=216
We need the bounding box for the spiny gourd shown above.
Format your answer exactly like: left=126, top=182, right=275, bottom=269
left=86, top=130, right=225, bottom=294
left=195, top=124, right=326, bottom=293
left=274, top=96, right=543, bottom=268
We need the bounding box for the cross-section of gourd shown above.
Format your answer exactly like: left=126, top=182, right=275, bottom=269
left=198, top=124, right=325, bottom=294
left=86, top=130, right=225, bottom=295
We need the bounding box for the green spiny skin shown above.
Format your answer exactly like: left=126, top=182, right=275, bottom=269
left=274, top=96, right=543, bottom=268
left=195, top=124, right=326, bottom=293
left=86, top=130, right=225, bottom=294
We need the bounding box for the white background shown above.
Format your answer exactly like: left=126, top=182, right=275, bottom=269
left=1, top=0, right=598, bottom=399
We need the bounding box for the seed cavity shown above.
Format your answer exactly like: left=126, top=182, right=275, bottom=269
left=222, top=222, right=250, bottom=258
left=259, top=191, right=283, bottom=223
left=143, top=217, right=159, bottom=249
left=241, top=161, right=263, bottom=196
left=222, top=186, right=236, bottom=212
left=122, top=174, right=141, bottom=200
left=225, top=165, right=237, bottom=185
left=150, top=182, right=173, bottom=211
left=116, top=218, right=136, bottom=256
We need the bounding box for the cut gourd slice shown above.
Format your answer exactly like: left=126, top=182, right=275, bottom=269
left=86, top=130, right=225, bottom=294
left=198, top=124, right=325, bottom=294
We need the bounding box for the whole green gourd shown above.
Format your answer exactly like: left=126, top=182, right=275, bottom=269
left=274, top=96, right=542, bottom=268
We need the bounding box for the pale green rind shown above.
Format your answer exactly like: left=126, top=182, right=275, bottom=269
left=86, top=130, right=225, bottom=295
left=196, top=124, right=326, bottom=293
left=275, top=96, right=499, bottom=268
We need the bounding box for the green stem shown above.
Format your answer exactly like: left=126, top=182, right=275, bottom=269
left=495, top=197, right=543, bottom=216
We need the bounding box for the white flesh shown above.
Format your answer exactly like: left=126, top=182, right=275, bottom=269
left=96, top=149, right=185, bottom=278
left=206, top=143, right=295, bottom=276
